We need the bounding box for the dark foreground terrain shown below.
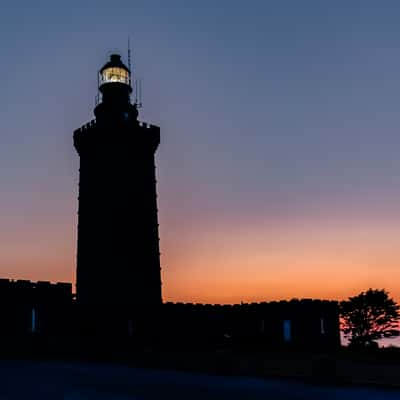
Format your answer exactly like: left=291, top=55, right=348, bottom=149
left=0, top=361, right=399, bottom=399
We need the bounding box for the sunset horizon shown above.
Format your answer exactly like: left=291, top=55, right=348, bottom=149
left=1, top=1, right=400, bottom=307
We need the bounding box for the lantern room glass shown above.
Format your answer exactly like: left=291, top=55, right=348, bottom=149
left=100, top=67, right=130, bottom=85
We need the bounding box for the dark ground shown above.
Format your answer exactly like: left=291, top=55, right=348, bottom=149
left=0, top=360, right=399, bottom=399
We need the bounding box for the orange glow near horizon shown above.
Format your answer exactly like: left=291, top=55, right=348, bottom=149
left=1, top=202, right=400, bottom=306
left=160, top=208, right=400, bottom=304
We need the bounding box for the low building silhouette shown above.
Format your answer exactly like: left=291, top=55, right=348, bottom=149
left=0, top=278, right=340, bottom=352
left=0, top=279, right=72, bottom=338
left=162, top=300, right=340, bottom=350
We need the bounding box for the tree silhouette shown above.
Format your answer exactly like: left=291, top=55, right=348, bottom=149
left=340, top=289, right=400, bottom=348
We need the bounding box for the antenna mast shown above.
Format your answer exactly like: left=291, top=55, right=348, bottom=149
left=139, top=79, right=143, bottom=108
left=134, top=78, right=143, bottom=109
left=128, top=37, right=132, bottom=87
left=95, top=69, right=100, bottom=106
left=128, top=37, right=143, bottom=109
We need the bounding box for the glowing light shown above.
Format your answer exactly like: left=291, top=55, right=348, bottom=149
left=100, top=67, right=129, bottom=86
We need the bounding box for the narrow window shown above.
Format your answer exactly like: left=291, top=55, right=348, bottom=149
left=320, top=318, right=325, bottom=335
left=31, top=308, right=37, bottom=333
left=283, top=320, right=291, bottom=342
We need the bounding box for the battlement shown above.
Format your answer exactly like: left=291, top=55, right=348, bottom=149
left=73, top=119, right=159, bottom=136
left=163, top=298, right=338, bottom=310
left=138, top=120, right=160, bottom=140
left=136, top=120, right=160, bottom=149
left=73, top=119, right=97, bottom=136
left=0, top=279, right=72, bottom=302
left=161, top=298, right=340, bottom=350
left=138, top=121, right=159, bottom=130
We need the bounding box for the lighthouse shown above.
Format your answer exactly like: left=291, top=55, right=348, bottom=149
left=73, top=54, right=162, bottom=327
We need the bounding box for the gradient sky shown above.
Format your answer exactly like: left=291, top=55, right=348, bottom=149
left=1, top=1, right=400, bottom=305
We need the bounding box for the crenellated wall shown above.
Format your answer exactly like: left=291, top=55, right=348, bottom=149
left=73, top=119, right=160, bottom=155
left=0, top=278, right=340, bottom=351
left=0, top=279, right=72, bottom=336
left=161, top=299, right=340, bottom=350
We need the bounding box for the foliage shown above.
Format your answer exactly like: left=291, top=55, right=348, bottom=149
left=340, top=289, right=400, bottom=348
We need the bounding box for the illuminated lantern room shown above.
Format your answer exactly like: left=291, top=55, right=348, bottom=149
left=96, top=53, right=134, bottom=111
left=99, top=54, right=131, bottom=90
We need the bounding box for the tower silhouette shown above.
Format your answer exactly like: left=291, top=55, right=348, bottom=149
left=73, top=54, right=162, bottom=319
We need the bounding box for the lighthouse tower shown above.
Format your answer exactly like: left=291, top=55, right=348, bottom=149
left=73, top=54, right=162, bottom=325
